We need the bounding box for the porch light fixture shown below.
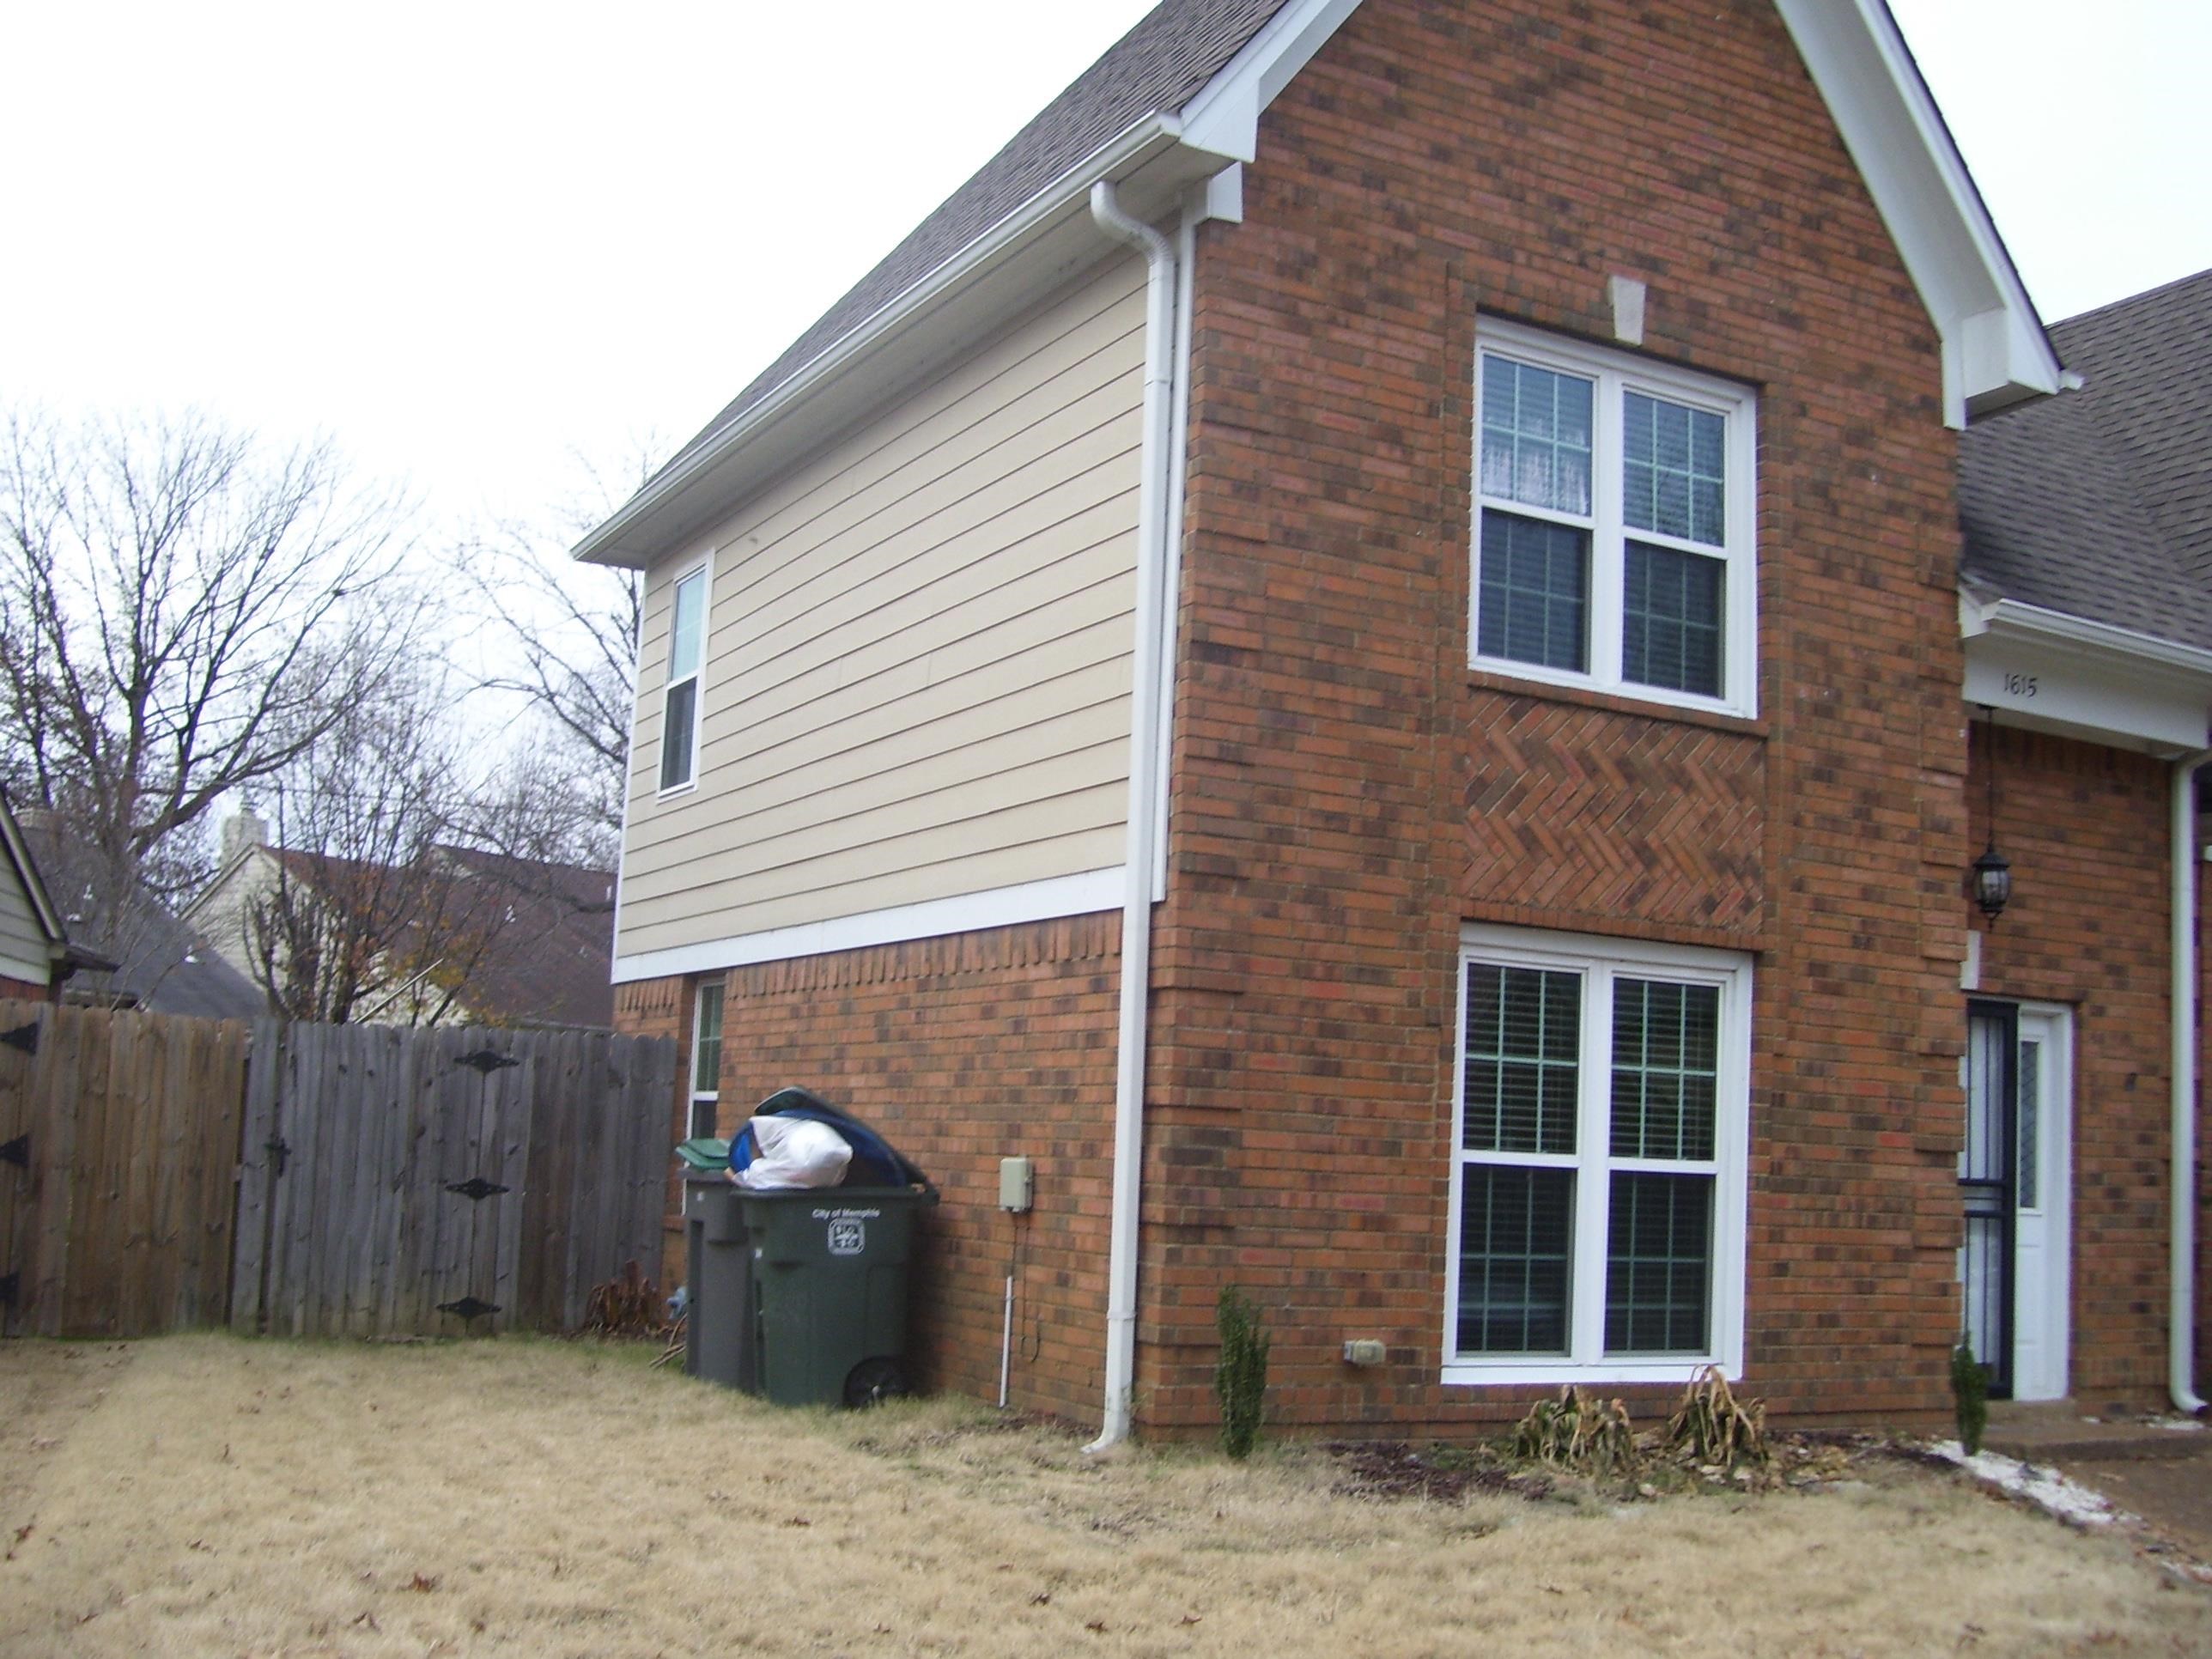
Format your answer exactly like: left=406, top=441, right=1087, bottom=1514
left=1972, top=706, right=2013, bottom=925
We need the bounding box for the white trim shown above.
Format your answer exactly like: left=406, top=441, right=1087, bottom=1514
left=1772, top=0, right=2059, bottom=425
left=655, top=555, right=713, bottom=797
left=1473, top=319, right=1759, bottom=720
left=2171, top=753, right=2209, bottom=1414
left=688, top=976, right=726, bottom=1140
left=1177, top=0, right=1365, bottom=161
left=1443, top=925, right=1752, bottom=1387
left=610, top=866, right=1125, bottom=983
left=2010, top=1000, right=2072, bottom=1403
left=0, top=795, right=66, bottom=949
left=1960, top=593, right=2212, bottom=678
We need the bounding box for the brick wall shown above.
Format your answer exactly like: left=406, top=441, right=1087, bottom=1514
left=617, top=914, right=1122, bottom=1425
left=0, top=974, right=46, bottom=1002
left=1969, top=727, right=2196, bottom=1411
left=1146, top=0, right=1969, bottom=1433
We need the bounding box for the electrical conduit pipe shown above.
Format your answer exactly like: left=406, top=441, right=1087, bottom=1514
left=1083, top=180, right=1177, bottom=1454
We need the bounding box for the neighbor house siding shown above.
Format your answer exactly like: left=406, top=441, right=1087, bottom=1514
left=0, top=866, right=51, bottom=988
left=616, top=258, right=1149, bottom=969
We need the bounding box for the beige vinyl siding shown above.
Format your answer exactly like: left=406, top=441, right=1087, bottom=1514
left=0, top=862, right=53, bottom=984
left=618, top=255, right=1146, bottom=960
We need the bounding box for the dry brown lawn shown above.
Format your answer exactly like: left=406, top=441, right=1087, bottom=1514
left=1, top=1334, right=2206, bottom=1657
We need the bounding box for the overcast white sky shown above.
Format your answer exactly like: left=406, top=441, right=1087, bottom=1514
left=3, top=1, right=2207, bottom=540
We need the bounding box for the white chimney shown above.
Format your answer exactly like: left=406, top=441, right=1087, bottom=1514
left=222, top=808, right=268, bottom=862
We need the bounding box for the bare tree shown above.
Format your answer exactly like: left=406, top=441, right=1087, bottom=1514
left=464, top=441, right=658, bottom=866
left=224, top=678, right=513, bottom=1025
left=0, top=407, right=420, bottom=905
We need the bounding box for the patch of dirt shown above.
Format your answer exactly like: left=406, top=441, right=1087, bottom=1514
left=1324, top=1441, right=1553, bottom=1503
left=1326, top=1429, right=1912, bottom=1505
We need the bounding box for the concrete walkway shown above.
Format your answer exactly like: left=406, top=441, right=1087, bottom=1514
left=1984, top=1403, right=2212, bottom=1571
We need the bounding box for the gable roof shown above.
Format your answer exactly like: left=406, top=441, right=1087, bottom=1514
left=1960, top=270, right=2212, bottom=653
left=0, top=790, right=68, bottom=965
left=579, top=0, right=2057, bottom=569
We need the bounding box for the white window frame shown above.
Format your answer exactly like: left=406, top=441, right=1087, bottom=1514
left=688, top=976, right=724, bottom=1141
left=657, top=556, right=711, bottom=797
left=1472, top=319, right=1758, bottom=720
left=1443, top=925, right=1753, bottom=1386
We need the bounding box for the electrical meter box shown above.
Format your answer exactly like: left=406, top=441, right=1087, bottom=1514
left=998, top=1156, right=1034, bottom=1212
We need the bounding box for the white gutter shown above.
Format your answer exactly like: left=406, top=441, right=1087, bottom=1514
left=2172, top=751, right=2209, bottom=1415
left=1082, top=179, right=1177, bottom=1454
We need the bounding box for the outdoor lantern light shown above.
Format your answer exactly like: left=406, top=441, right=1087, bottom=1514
left=1972, top=842, right=2013, bottom=923
left=1972, top=705, right=2012, bottom=925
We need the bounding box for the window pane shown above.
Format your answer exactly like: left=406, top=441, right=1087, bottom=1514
left=1610, top=980, right=1718, bottom=1160
left=1604, top=1172, right=1711, bottom=1353
left=693, top=981, right=725, bottom=1095
left=1623, top=392, right=1726, bottom=545
left=2017, top=1039, right=2040, bottom=1210
left=1464, top=963, right=1580, bottom=1154
left=660, top=678, right=697, bottom=790
left=1479, top=513, right=1589, bottom=672
left=1458, top=1164, right=1574, bottom=1353
left=670, top=569, right=706, bottom=680
left=1480, top=357, right=1594, bottom=515
left=1623, top=541, right=1723, bottom=696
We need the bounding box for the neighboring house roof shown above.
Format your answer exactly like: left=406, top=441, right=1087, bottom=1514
left=227, top=842, right=617, bottom=1030
left=14, top=815, right=258, bottom=1018
left=579, top=0, right=2056, bottom=569
left=1960, top=270, right=2212, bottom=653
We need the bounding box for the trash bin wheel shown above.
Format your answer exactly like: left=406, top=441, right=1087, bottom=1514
left=843, top=1356, right=909, bottom=1408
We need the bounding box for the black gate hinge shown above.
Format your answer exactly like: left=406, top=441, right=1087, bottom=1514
left=0, top=1134, right=26, bottom=1170
left=455, top=1049, right=519, bottom=1074
left=437, top=1296, right=500, bottom=1321
left=445, top=1176, right=509, bottom=1201
left=1, top=1021, right=36, bottom=1055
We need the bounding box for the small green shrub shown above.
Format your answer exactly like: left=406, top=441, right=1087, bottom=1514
left=1951, top=1338, right=1989, bottom=1455
left=1215, top=1287, right=1271, bottom=1461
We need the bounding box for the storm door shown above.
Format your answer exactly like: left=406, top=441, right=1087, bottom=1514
left=1961, top=1000, right=2072, bottom=1402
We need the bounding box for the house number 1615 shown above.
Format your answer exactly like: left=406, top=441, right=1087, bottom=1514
left=2002, top=672, right=2038, bottom=698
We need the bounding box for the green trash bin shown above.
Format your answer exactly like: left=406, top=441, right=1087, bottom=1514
left=681, top=1170, right=755, bottom=1391
left=739, top=1186, right=933, bottom=1407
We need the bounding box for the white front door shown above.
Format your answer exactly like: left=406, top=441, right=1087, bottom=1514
left=1962, top=1001, right=2072, bottom=1402
left=2008, top=1006, right=2071, bottom=1402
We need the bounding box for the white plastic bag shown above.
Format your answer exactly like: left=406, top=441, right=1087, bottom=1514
left=731, top=1115, right=852, bottom=1190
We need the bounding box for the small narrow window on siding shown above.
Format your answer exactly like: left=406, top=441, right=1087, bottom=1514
left=660, top=566, right=707, bottom=792
left=689, top=979, right=724, bottom=1140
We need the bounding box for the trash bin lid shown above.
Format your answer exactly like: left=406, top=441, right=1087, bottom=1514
left=674, top=1136, right=731, bottom=1171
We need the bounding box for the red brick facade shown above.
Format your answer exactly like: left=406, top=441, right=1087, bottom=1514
left=617, top=0, right=2202, bottom=1435
left=1967, top=728, right=2205, bottom=1411
left=0, top=975, right=47, bottom=1002
left=1134, top=0, right=1967, bottom=1431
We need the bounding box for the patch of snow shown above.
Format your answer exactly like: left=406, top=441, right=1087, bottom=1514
left=2149, top=1417, right=2205, bottom=1433
left=1927, top=1441, right=2135, bottom=1528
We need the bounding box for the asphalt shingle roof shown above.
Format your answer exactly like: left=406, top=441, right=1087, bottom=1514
left=1960, top=269, right=2212, bottom=648
left=662, top=0, right=1293, bottom=475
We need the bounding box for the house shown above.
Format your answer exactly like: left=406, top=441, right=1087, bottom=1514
left=580, top=0, right=2203, bottom=1439
left=0, top=791, right=83, bottom=1002
left=1953, top=268, right=2212, bottom=1414
left=187, top=812, right=617, bottom=1030
left=12, top=809, right=264, bottom=1019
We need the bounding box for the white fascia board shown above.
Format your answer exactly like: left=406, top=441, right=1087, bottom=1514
left=576, top=116, right=1231, bottom=570
left=1774, top=0, right=2061, bottom=428
left=1960, top=593, right=2212, bottom=755
left=611, top=866, right=1127, bottom=983
left=1177, top=0, right=1366, bottom=160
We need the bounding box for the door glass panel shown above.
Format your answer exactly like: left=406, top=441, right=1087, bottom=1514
left=2016, top=1039, right=2040, bottom=1211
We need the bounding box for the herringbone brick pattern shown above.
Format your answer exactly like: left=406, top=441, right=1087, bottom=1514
left=1462, top=695, right=1764, bottom=941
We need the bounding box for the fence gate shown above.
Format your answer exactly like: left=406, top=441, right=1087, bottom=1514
left=229, top=1019, right=673, bottom=1339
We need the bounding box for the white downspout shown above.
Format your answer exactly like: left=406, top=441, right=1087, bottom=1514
left=2171, top=751, right=2209, bottom=1414
left=1084, top=180, right=1177, bottom=1453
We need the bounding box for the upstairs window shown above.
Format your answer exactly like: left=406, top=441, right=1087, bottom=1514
left=659, top=563, right=708, bottom=793
left=1474, top=322, right=1755, bottom=717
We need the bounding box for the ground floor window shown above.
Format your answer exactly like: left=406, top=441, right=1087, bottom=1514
left=1444, top=926, right=1751, bottom=1384
left=689, top=977, right=724, bottom=1140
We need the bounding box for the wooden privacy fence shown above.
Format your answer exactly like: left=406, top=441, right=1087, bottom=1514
left=0, top=1000, right=677, bottom=1340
